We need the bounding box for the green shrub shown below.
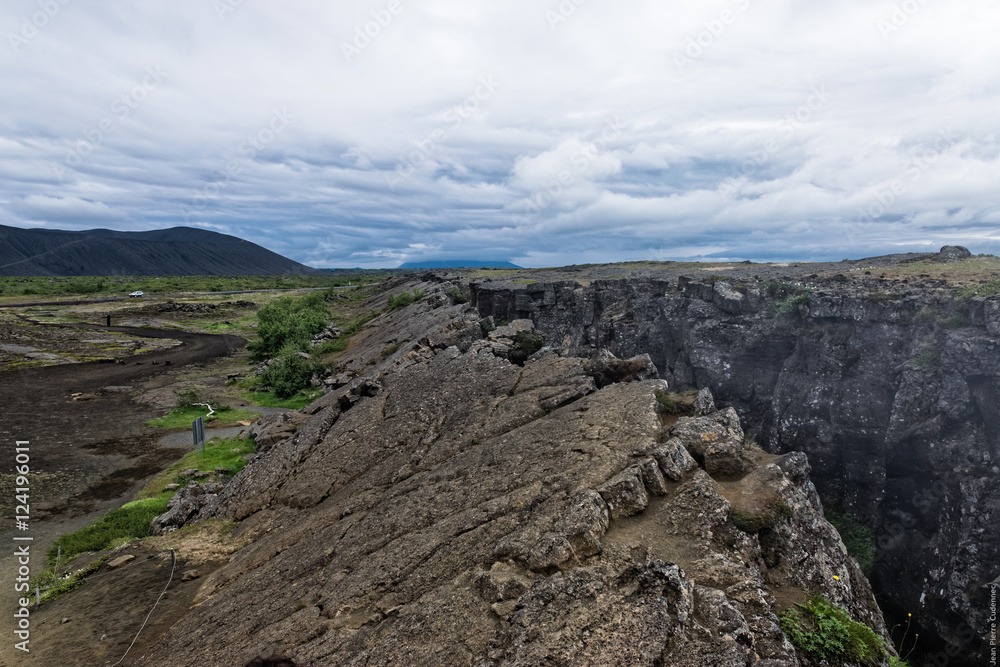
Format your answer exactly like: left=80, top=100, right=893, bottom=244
left=776, top=290, right=812, bottom=317
left=174, top=386, right=202, bottom=407
left=447, top=287, right=469, bottom=304
left=248, top=293, right=330, bottom=361
left=386, top=289, right=426, bottom=311
left=824, top=506, right=875, bottom=576
left=654, top=390, right=687, bottom=415
left=779, top=595, right=886, bottom=666
left=260, top=350, right=322, bottom=398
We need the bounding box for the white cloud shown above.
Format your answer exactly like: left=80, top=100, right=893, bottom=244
left=0, top=1, right=998, bottom=267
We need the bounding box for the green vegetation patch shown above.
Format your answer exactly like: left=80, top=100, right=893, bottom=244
left=824, top=506, right=876, bottom=576
left=653, top=389, right=697, bottom=415
left=0, top=274, right=388, bottom=299
left=728, top=498, right=793, bottom=534
left=137, top=434, right=256, bottom=501
left=145, top=404, right=261, bottom=429
left=30, top=556, right=108, bottom=604
left=241, top=388, right=323, bottom=409
left=447, top=287, right=469, bottom=304
left=779, top=594, right=887, bottom=666
left=386, top=289, right=426, bottom=311
left=912, top=349, right=939, bottom=369
left=258, top=351, right=324, bottom=398
left=48, top=497, right=170, bottom=565
left=248, top=292, right=331, bottom=360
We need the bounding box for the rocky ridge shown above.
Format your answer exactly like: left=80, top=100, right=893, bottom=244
left=137, top=277, right=888, bottom=666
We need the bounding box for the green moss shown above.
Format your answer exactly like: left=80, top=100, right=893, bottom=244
left=653, top=390, right=692, bottom=415
left=824, top=506, right=875, bottom=576
left=729, top=498, right=793, bottom=534
left=779, top=594, right=887, bottom=666
left=912, top=349, right=939, bottom=369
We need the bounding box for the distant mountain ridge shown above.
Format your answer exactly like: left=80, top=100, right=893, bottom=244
left=0, top=225, right=322, bottom=276
left=398, top=259, right=521, bottom=269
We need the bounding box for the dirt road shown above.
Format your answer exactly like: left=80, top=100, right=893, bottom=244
left=1, top=323, right=244, bottom=518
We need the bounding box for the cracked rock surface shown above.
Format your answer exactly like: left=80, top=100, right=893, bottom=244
left=138, top=281, right=887, bottom=667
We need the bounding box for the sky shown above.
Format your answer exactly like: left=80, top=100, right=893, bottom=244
left=2, top=1, right=999, bottom=269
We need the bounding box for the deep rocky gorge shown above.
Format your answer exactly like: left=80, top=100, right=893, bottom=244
left=473, top=261, right=1000, bottom=665
left=130, top=275, right=897, bottom=666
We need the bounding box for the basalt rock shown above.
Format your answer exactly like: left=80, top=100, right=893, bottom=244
left=472, top=268, right=999, bottom=664
left=134, top=282, right=888, bottom=666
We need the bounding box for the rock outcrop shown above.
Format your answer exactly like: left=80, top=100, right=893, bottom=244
left=472, top=267, right=999, bottom=664
left=139, top=281, right=888, bottom=666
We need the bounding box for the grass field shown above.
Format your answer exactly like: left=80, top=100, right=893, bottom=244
left=145, top=404, right=262, bottom=429
left=45, top=434, right=256, bottom=567
left=0, top=273, right=391, bottom=299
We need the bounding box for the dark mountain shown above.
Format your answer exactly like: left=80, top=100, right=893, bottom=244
left=0, top=225, right=322, bottom=276
left=397, top=259, right=521, bottom=269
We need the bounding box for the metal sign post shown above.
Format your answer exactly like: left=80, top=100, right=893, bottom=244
left=192, top=416, right=205, bottom=455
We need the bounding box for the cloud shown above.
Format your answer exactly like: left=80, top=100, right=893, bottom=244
left=1, top=1, right=998, bottom=267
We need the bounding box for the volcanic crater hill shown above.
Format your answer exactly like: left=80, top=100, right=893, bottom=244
left=117, top=276, right=889, bottom=666
left=0, top=224, right=322, bottom=276
left=472, top=261, right=1000, bottom=664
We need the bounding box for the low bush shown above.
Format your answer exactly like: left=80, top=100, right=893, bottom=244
left=386, top=289, right=425, bottom=311
left=248, top=292, right=330, bottom=361
left=447, top=287, right=469, bottom=304
left=779, top=594, right=886, bottom=666
left=260, top=350, right=323, bottom=398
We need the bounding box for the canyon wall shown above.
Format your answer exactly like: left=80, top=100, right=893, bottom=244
left=473, top=276, right=1000, bottom=665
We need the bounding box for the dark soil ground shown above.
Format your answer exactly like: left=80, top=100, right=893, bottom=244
left=0, top=320, right=244, bottom=667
